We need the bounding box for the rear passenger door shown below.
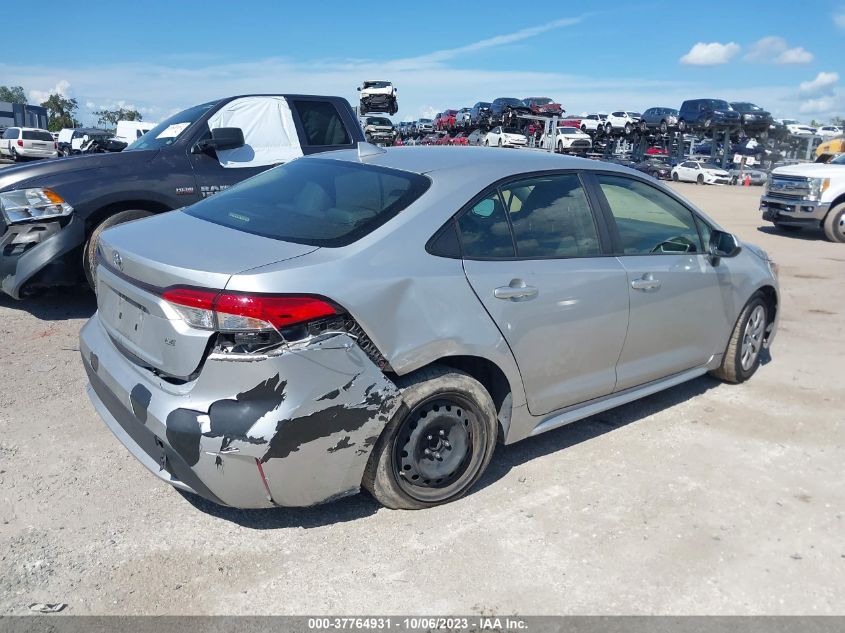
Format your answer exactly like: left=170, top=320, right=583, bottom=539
left=459, top=172, right=630, bottom=416
left=592, top=174, right=732, bottom=391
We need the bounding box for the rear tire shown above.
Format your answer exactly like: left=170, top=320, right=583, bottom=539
left=84, top=209, right=154, bottom=291
left=362, top=365, right=498, bottom=510
left=672, top=172, right=679, bottom=181
left=710, top=293, right=769, bottom=384
left=822, top=202, right=845, bottom=243
left=10, top=147, right=19, bottom=162
left=605, top=123, right=613, bottom=135
left=678, top=120, right=686, bottom=132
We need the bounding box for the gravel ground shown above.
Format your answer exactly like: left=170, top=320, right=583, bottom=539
left=0, top=180, right=843, bottom=615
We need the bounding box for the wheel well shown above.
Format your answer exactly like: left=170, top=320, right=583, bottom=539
left=408, top=356, right=513, bottom=442
left=827, top=193, right=845, bottom=216
left=85, top=201, right=172, bottom=236
left=757, top=285, right=778, bottom=340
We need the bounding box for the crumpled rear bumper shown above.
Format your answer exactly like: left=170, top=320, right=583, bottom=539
left=80, top=314, right=401, bottom=508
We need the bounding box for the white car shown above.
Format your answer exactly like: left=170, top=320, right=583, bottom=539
left=816, top=125, right=842, bottom=139
left=358, top=80, right=398, bottom=115
left=484, top=126, right=528, bottom=148
left=579, top=113, right=606, bottom=132
left=0, top=127, right=57, bottom=161
left=605, top=111, right=642, bottom=135
left=786, top=123, right=816, bottom=136
left=467, top=129, right=488, bottom=146
left=671, top=160, right=731, bottom=185
left=540, top=126, right=592, bottom=152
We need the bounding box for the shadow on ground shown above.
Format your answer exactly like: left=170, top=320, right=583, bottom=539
left=0, top=287, right=96, bottom=321
left=756, top=225, right=824, bottom=242
left=183, top=374, right=727, bottom=529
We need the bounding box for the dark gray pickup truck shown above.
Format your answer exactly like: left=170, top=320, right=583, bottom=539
left=0, top=94, right=364, bottom=299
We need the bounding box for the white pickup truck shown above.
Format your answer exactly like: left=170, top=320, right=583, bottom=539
left=760, top=154, right=845, bottom=242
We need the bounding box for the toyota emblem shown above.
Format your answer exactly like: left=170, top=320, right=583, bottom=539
left=112, top=250, right=123, bottom=271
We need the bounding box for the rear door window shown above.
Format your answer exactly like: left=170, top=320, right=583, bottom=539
left=457, top=192, right=515, bottom=258
left=292, top=100, right=351, bottom=147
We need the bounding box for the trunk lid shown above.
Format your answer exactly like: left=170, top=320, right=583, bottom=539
left=96, top=211, right=318, bottom=378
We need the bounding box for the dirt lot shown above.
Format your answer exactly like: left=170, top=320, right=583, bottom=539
left=0, top=180, right=843, bottom=615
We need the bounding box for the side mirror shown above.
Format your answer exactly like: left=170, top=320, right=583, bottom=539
left=357, top=87, right=361, bottom=91
left=709, top=229, right=742, bottom=260
left=192, top=127, right=245, bottom=154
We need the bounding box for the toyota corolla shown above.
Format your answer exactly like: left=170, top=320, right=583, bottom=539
left=80, top=146, right=779, bottom=510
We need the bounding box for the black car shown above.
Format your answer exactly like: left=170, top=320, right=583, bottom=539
left=0, top=94, right=364, bottom=299
left=677, top=99, right=741, bottom=132
left=470, top=102, right=492, bottom=127
left=639, top=107, right=679, bottom=133
left=729, top=102, right=773, bottom=137
left=634, top=158, right=672, bottom=180
left=489, top=98, right=531, bottom=126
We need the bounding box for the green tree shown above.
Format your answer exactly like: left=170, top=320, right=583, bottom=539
left=40, top=93, right=80, bottom=131
left=93, top=107, right=143, bottom=130
left=0, top=85, right=27, bottom=104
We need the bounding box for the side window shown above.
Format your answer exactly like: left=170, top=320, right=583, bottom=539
left=596, top=175, right=703, bottom=255
left=501, top=174, right=600, bottom=258
left=292, top=100, right=351, bottom=146
left=457, top=192, right=515, bottom=258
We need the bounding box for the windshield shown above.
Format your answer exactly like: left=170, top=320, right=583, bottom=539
left=705, top=100, right=731, bottom=110
left=502, top=127, right=523, bottom=134
left=498, top=98, right=523, bottom=106
left=529, top=98, right=553, bottom=105
left=419, top=118, right=432, bottom=123
left=366, top=117, right=392, bottom=126
left=364, top=81, right=391, bottom=89
left=126, top=101, right=216, bottom=150
left=185, top=158, right=430, bottom=247
left=831, top=154, right=845, bottom=165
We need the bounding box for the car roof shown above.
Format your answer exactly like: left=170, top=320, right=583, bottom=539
left=310, top=146, right=627, bottom=180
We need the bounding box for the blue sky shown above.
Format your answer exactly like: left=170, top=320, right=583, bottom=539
left=3, top=0, right=843, bottom=125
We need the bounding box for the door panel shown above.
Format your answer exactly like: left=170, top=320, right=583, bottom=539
left=464, top=258, right=629, bottom=414
left=458, top=173, right=629, bottom=415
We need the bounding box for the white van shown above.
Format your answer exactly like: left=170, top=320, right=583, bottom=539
left=114, top=120, right=156, bottom=144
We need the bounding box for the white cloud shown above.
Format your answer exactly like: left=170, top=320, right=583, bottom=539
left=744, top=36, right=813, bottom=64
left=835, top=8, right=845, bottom=29
left=680, top=42, right=740, bottom=65
left=28, top=79, right=71, bottom=105
left=799, top=97, right=836, bottom=114
left=799, top=71, right=839, bottom=95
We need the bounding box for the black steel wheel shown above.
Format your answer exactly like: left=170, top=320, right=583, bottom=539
left=363, top=365, right=498, bottom=509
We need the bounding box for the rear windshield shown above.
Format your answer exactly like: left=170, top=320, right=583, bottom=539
left=185, top=158, right=430, bottom=247
left=23, top=130, right=53, bottom=141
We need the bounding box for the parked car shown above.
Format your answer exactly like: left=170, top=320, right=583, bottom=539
left=467, top=129, right=488, bottom=146
left=485, top=126, right=528, bottom=148
left=0, top=127, right=57, bottom=162
left=677, top=99, right=740, bottom=132
left=358, top=80, right=398, bottom=115
left=0, top=94, right=364, bottom=299
left=435, top=133, right=453, bottom=145
left=522, top=97, right=564, bottom=117
left=435, top=110, right=457, bottom=131
left=454, top=108, right=472, bottom=130
left=727, top=166, right=767, bottom=186
left=578, top=114, right=607, bottom=133
left=816, top=125, right=843, bottom=140
left=646, top=146, right=668, bottom=156
left=605, top=111, right=642, bottom=135
left=671, top=160, right=731, bottom=184
left=450, top=132, right=470, bottom=146
left=489, top=98, right=530, bottom=126
left=114, top=120, right=156, bottom=145
left=786, top=123, right=816, bottom=137
left=57, top=128, right=113, bottom=156
left=729, top=102, right=773, bottom=136
left=470, top=102, right=492, bottom=128
left=639, top=107, right=679, bottom=133
left=415, top=118, right=434, bottom=135
left=79, top=147, right=780, bottom=510
left=419, top=133, right=440, bottom=145
left=760, top=153, right=845, bottom=242
left=634, top=158, right=672, bottom=180
left=362, top=116, right=396, bottom=145
left=540, top=125, right=591, bottom=152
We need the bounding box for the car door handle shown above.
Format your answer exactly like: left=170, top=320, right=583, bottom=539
left=494, top=280, right=539, bottom=301
left=631, top=275, right=662, bottom=291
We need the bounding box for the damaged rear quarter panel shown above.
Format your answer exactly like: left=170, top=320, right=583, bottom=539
left=186, top=334, right=401, bottom=507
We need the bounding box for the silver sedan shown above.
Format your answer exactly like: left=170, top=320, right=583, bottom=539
left=80, top=146, right=779, bottom=510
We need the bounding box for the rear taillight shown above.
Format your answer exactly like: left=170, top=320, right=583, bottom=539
left=54, top=142, right=58, bottom=149
left=161, top=287, right=337, bottom=333
left=16, top=139, right=23, bottom=147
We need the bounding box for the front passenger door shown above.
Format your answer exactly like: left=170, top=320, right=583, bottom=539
left=594, top=174, right=733, bottom=391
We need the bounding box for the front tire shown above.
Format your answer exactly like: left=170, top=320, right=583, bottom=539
left=822, top=202, right=845, bottom=243
left=678, top=120, right=686, bottom=132
left=84, top=209, right=154, bottom=290
left=363, top=366, right=498, bottom=510
left=710, top=294, right=769, bottom=383
left=697, top=174, right=705, bottom=185
left=672, top=172, right=679, bottom=181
